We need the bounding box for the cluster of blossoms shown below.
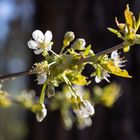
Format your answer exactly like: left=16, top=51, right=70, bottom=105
left=26, top=5, right=140, bottom=125
left=72, top=86, right=94, bottom=118
left=49, top=83, right=120, bottom=129
left=26, top=28, right=129, bottom=124
left=27, top=29, right=96, bottom=123
left=0, top=5, right=139, bottom=130
left=49, top=85, right=95, bottom=129
left=94, top=50, right=126, bottom=83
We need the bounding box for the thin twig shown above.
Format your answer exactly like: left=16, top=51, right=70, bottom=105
left=76, top=42, right=125, bottom=64
left=0, top=42, right=126, bottom=82
left=0, top=70, right=32, bottom=82
left=96, top=42, right=125, bottom=56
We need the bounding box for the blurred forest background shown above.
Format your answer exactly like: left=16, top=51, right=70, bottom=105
left=0, top=0, right=140, bottom=140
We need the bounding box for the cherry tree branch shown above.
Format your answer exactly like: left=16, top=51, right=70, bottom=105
left=0, top=42, right=126, bottom=81
left=0, top=70, right=31, bottom=82
left=76, top=42, right=125, bottom=64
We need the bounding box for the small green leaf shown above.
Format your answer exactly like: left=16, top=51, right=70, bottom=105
left=124, top=4, right=134, bottom=28
left=96, top=65, right=101, bottom=78
left=84, top=45, right=91, bottom=56
left=108, top=27, right=122, bottom=38
left=91, top=72, right=96, bottom=77
left=72, top=74, right=87, bottom=86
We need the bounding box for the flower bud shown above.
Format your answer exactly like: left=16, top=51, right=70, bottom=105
left=71, top=38, right=86, bottom=50
left=78, top=100, right=95, bottom=118
left=46, top=84, right=55, bottom=98
left=71, top=95, right=79, bottom=112
left=71, top=95, right=76, bottom=103
left=35, top=103, right=47, bottom=122
left=63, top=31, right=75, bottom=47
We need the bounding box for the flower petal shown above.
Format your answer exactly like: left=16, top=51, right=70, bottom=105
left=79, top=38, right=86, bottom=49
left=37, top=74, right=47, bottom=85
left=111, top=50, right=118, bottom=59
left=95, top=76, right=101, bottom=83
left=74, top=108, right=88, bottom=118
left=103, top=70, right=110, bottom=77
left=102, top=71, right=110, bottom=82
left=28, top=40, right=39, bottom=49
left=80, top=100, right=95, bottom=117
left=44, top=30, right=52, bottom=43
left=34, top=48, right=43, bottom=55
left=32, top=30, right=44, bottom=43
left=36, top=104, right=47, bottom=122
left=104, top=76, right=110, bottom=83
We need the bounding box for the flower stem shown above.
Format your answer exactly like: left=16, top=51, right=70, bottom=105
left=76, top=42, right=125, bottom=64
left=96, top=42, right=125, bottom=56
left=0, top=70, right=31, bottom=82
left=49, top=50, right=59, bottom=57
left=39, top=82, right=47, bottom=104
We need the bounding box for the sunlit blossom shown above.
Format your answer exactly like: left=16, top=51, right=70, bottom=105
left=31, top=61, right=48, bottom=85
left=28, top=30, right=53, bottom=54
left=36, top=103, right=47, bottom=122
left=75, top=100, right=94, bottom=118
left=111, top=50, right=126, bottom=67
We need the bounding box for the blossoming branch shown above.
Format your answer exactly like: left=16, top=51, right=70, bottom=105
left=0, top=5, right=139, bottom=129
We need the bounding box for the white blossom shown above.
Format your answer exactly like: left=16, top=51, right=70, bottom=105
left=76, top=100, right=94, bottom=118
left=31, top=61, right=48, bottom=85
left=28, top=30, right=53, bottom=55
left=94, top=50, right=125, bottom=83
left=111, top=50, right=125, bottom=67
left=36, top=103, right=47, bottom=122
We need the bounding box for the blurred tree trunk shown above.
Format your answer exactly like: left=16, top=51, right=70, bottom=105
left=26, top=0, right=140, bottom=140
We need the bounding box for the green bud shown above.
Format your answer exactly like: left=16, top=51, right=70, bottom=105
left=71, top=95, right=76, bottom=103
left=71, top=38, right=86, bottom=50
left=63, top=31, right=75, bottom=47
left=76, top=95, right=83, bottom=103
left=123, top=45, right=130, bottom=52
left=32, top=103, right=47, bottom=122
